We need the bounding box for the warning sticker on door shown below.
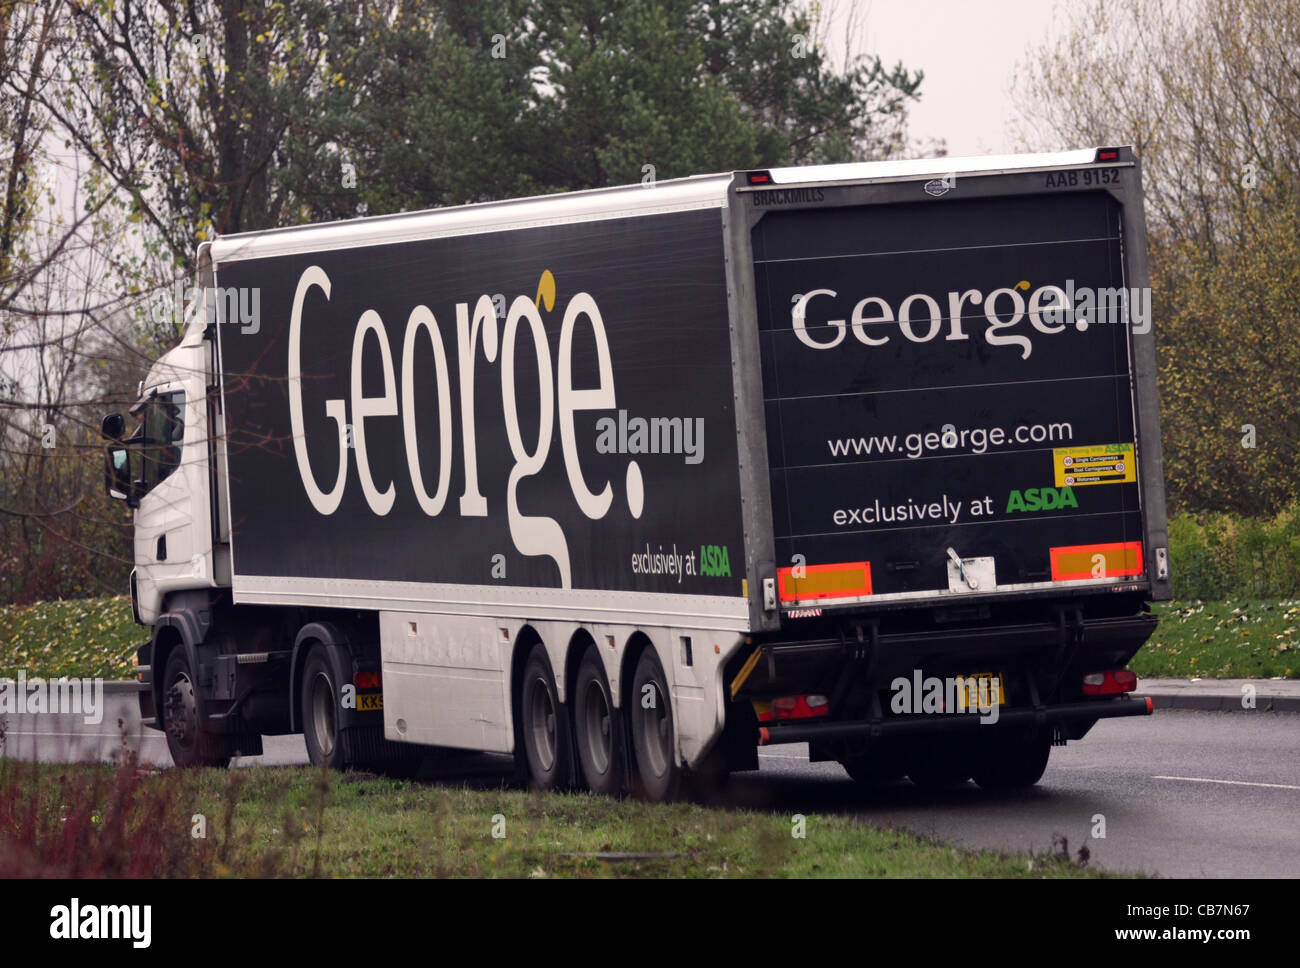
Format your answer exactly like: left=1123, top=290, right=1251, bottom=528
left=1053, top=443, right=1136, bottom=487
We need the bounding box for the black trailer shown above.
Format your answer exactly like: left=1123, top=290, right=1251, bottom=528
left=111, top=146, right=1167, bottom=794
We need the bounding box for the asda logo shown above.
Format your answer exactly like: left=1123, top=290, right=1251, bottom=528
left=1005, top=487, right=1077, bottom=513
left=699, top=544, right=732, bottom=577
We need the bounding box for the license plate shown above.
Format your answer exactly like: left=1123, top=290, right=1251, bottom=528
left=357, top=693, right=383, bottom=711
left=956, top=673, right=1004, bottom=710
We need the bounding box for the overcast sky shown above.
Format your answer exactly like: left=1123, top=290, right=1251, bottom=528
left=828, top=0, right=1072, bottom=158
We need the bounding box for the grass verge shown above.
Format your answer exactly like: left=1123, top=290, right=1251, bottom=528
left=0, top=595, right=139, bottom=679
left=1129, top=599, right=1300, bottom=679
left=0, top=760, right=1111, bottom=878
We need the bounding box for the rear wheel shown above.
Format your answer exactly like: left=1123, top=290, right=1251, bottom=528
left=161, top=649, right=231, bottom=769
left=971, top=732, right=1051, bottom=790
left=299, top=644, right=418, bottom=774
left=688, top=746, right=731, bottom=803
left=519, top=644, right=572, bottom=791
left=629, top=648, right=680, bottom=802
left=573, top=648, right=622, bottom=796
left=302, top=649, right=345, bottom=769
left=906, top=741, right=971, bottom=792
left=840, top=755, right=903, bottom=789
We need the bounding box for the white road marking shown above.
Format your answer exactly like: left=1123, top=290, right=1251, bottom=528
left=1153, top=775, right=1300, bottom=791
left=3, top=730, right=152, bottom=738
left=5, top=730, right=105, bottom=737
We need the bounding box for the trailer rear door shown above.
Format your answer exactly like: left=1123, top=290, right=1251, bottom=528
left=749, top=168, right=1150, bottom=608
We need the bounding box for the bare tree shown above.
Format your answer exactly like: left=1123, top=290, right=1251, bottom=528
left=1012, top=0, right=1300, bottom=515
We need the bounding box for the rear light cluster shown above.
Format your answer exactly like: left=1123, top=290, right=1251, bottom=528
left=353, top=669, right=382, bottom=690
left=754, top=694, right=829, bottom=722
left=1082, top=669, right=1137, bottom=695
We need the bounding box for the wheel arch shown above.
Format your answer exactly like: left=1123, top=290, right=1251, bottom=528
left=289, top=620, right=350, bottom=733
left=563, top=627, right=601, bottom=712
left=149, top=613, right=203, bottom=726
left=508, top=623, right=546, bottom=749
left=618, top=629, right=668, bottom=712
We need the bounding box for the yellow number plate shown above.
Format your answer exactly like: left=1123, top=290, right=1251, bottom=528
left=956, top=673, right=1005, bottom=710
left=357, top=693, right=383, bottom=711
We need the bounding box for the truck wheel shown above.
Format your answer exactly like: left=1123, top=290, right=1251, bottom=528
left=687, top=746, right=731, bottom=803
left=301, top=649, right=346, bottom=769
left=161, top=649, right=231, bottom=769
left=972, top=733, right=1051, bottom=791
left=629, top=648, right=680, bottom=802
left=519, top=644, right=572, bottom=791
left=840, top=755, right=902, bottom=789
left=906, top=743, right=970, bottom=792
left=573, top=648, right=622, bottom=796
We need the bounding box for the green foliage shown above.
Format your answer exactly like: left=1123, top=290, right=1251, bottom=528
left=1166, top=506, right=1300, bottom=601
left=1154, top=195, right=1300, bottom=516
left=1011, top=0, right=1300, bottom=517
left=307, top=0, right=923, bottom=217
left=53, top=0, right=925, bottom=254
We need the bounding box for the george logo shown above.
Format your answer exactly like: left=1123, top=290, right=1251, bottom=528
left=287, top=266, right=647, bottom=589
left=789, top=278, right=1152, bottom=361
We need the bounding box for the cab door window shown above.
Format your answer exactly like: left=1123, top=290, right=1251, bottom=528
left=141, top=391, right=185, bottom=493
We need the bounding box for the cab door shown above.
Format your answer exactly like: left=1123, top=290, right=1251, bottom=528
left=133, top=385, right=207, bottom=620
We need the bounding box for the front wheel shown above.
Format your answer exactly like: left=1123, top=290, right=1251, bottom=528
left=629, top=649, right=680, bottom=802
left=161, top=649, right=231, bottom=769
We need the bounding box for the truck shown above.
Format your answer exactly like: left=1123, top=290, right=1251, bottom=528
left=101, top=145, right=1170, bottom=798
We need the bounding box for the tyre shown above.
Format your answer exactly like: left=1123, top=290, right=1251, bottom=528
left=687, top=746, right=731, bottom=803
left=906, top=742, right=970, bottom=792
left=840, top=755, right=902, bottom=789
left=161, top=649, right=232, bottom=769
left=573, top=648, right=622, bottom=796
left=971, top=732, right=1051, bottom=791
left=301, top=648, right=347, bottom=769
left=628, top=648, right=680, bottom=802
left=519, top=643, right=573, bottom=791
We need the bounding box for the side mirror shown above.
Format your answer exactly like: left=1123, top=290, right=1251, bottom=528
left=101, top=412, right=126, bottom=440
left=105, top=446, right=137, bottom=506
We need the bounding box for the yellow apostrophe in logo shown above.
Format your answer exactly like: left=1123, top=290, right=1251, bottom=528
left=1014, top=280, right=1030, bottom=291
left=535, top=269, right=557, bottom=311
